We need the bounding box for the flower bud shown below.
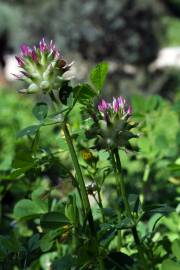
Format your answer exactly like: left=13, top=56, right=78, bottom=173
left=86, top=96, right=137, bottom=151
left=40, top=80, right=50, bottom=92
left=28, top=83, right=39, bottom=93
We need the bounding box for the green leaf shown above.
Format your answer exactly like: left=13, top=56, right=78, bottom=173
left=52, top=255, right=73, bottom=270
left=168, top=163, right=180, bottom=174
left=8, top=168, right=28, bottom=179
left=0, top=235, right=21, bottom=255
left=105, top=252, right=133, bottom=270
left=161, top=259, right=180, bottom=270
left=10, top=151, right=35, bottom=178
left=57, top=137, right=69, bottom=151
left=100, top=228, right=116, bottom=247
left=32, top=102, right=48, bottom=121
left=144, top=204, right=174, bottom=215
left=65, top=195, right=78, bottom=225
left=90, top=62, right=108, bottom=92
left=148, top=213, right=163, bottom=233
left=172, top=239, right=180, bottom=260
left=17, top=125, right=40, bottom=138
left=40, top=230, right=60, bottom=252
left=12, top=151, right=34, bottom=169
left=31, top=188, right=49, bottom=212
left=59, top=81, right=73, bottom=105
left=173, top=100, right=180, bottom=113
left=40, top=252, right=57, bottom=269
left=40, top=212, right=70, bottom=229
left=14, top=199, right=46, bottom=221
left=74, top=83, right=96, bottom=104
left=32, top=130, right=40, bottom=152
left=48, top=112, right=65, bottom=125
left=128, top=194, right=142, bottom=213
left=28, top=234, right=40, bottom=252
left=116, top=218, right=132, bottom=230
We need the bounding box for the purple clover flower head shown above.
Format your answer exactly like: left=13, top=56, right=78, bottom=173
left=15, top=38, right=72, bottom=94
left=98, top=96, right=132, bottom=116
left=88, top=96, right=136, bottom=151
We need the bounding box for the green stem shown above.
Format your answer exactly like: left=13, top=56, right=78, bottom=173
left=143, top=163, right=150, bottom=183
left=113, top=148, right=148, bottom=269
left=62, top=123, right=96, bottom=236
left=63, top=123, right=90, bottom=212
left=113, top=149, right=132, bottom=220
left=110, top=151, right=122, bottom=250
left=93, top=169, right=105, bottom=223
left=53, top=159, right=85, bottom=214
left=97, top=187, right=105, bottom=223
left=99, top=257, right=105, bottom=270
left=141, top=163, right=151, bottom=203
left=110, top=151, right=121, bottom=197
left=117, top=213, right=122, bottom=250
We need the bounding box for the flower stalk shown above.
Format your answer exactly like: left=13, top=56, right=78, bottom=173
left=62, top=122, right=96, bottom=235
left=113, top=148, right=148, bottom=269
left=110, top=150, right=122, bottom=250
left=113, top=149, right=132, bottom=219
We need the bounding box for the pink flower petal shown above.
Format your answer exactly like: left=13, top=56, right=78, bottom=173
left=31, top=50, right=37, bottom=62
left=15, top=56, right=24, bottom=67
left=20, top=44, right=31, bottom=56
left=113, top=97, right=119, bottom=113
left=39, top=38, right=47, bottom=52
left=98, top=99, right=109, bottom=112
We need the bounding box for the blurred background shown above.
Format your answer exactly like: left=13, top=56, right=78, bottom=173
left=1, top=0, right=180, bottom=98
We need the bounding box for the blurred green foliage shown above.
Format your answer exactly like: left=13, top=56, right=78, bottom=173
left=162, top=16, right=180, bottom=46
left=0, top=85, right=179, bottom=269
left=0, top=87, right=33, bottom=170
